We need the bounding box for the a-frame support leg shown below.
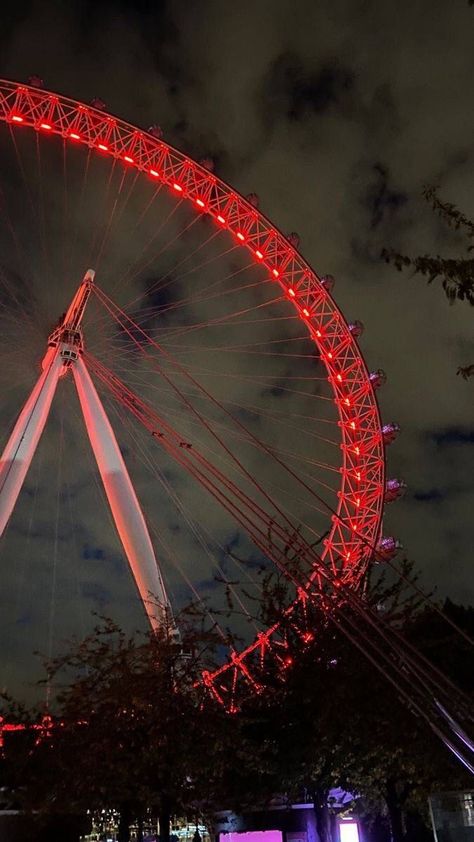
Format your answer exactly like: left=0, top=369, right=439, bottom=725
left=72, top=356, right=170, bottom=632
left=0, top=353, right=63, bottom=538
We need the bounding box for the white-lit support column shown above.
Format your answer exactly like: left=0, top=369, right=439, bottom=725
left=0, top=352, right=63, bottom=537
left=72, top=356, right=170, bottom=631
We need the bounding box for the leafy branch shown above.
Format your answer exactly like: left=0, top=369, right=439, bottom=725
left=382, top=186, right=474, bottom=375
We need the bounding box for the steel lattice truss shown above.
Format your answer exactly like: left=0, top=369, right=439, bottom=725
left=0, top=80, right=387, bottom=709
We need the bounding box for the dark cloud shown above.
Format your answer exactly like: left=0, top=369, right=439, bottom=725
left=263, top=53, right=354, bottom=122
left=413, top=488, right=444, bottom=503
left=430, top=426, right=474, bottom=447
left=363, top=164, right=407, bottom=230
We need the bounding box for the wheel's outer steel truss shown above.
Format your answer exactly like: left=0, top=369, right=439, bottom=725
left=0, top=80, right=386, bottom=709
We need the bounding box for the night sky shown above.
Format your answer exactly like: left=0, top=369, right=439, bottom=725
left=0, top=0, right=473, bottom=699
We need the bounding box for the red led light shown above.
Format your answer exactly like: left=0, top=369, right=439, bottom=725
left=302, top=307, right=310, bottom=317
left=217, top=214, right=226, bottom=224
left=11, top=115, right=24, bottom=123
left=173, top=182, right=183, bottom=192
left=316, top=329, right=322, bottom=338
left=272, top=268, right=279, bottom=278
left=350, top=421, right=356, bottom=430
left=149, top=169, right=160, bottom=177
left=327, top=352, right=333, bottom=360
left=336, top=373, right=343, bottom=382
left=40, top=122, right=52, bottom=131
left=69, top=132, right=80, bottom=140
left=255, top=249, right=263, bottom=259
left=98, top=143, right=108, bottom=151
left=123, top=155, right=134, bottom=164
left=236, top=231, right=245, bottom=241
left=288, top=288, right=296, bottom=297
left=344, top=397, right=351, bottom=406
left=195, top=198, right=205, bottom=208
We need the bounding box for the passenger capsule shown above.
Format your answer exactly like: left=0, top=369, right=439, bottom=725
left=148, top=124, right=164, bottom=139
left=287, top=232, right=300, bottom=249
left=246, top=192, right=259, bottom=208
left=369, top=369, right=387, bottom=390
left=90, top=98, right=106, bottom=111
left=27, top=75, right=44, bottom=89
left=382, top=422, right=401, bottom=445
left=385, top=478, right=407, bottom=503
left=375, top=536, right=402, bottom=562
left=348, top=320, right=364, bottom=338
left=321, top=274, right=335, bottom=292
left=199, top=156, right=214, bottom=171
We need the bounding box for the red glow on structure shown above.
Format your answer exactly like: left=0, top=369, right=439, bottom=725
left=288, top=287, right=296, bottom=297
left=40, top=122, right=52, bottom=131
left=302, top=307, right=310, bottom=317
left=195, top=198, right=205, bottom=208
left=173, top=182, right=183, bottom=192
left=1, top=79, right=386, bottom=710
left=123, top=155, right=134, bottom=164
left=302, top=631, right=314, bottom=643
left=236, top=231, right=245, bottom=241
left=255, top=249, right=263, bottom=259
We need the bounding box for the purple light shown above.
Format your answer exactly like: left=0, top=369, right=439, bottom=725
left=339, top=821, right=360, bottom=842
left=221, top=832, right=282, bottom=842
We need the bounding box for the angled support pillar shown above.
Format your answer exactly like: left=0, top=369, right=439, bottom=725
left=0, top=352, right=63, bottom=538
left=72, top=356, right=170, bottom=632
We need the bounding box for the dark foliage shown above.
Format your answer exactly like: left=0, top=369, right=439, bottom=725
left=382, top=186, right=473, bottom=376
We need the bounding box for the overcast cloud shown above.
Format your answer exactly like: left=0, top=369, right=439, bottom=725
left=0, top=0, right=473, bottom=698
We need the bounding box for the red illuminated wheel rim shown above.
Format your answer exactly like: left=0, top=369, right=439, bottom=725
left=0, top=80, right=386, bottom=708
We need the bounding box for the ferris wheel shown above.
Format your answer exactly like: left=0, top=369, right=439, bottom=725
left=0, top=79, right=403, bottom=709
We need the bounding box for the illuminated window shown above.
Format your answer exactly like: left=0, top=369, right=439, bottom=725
left=339, top=821, right=360, bottom=842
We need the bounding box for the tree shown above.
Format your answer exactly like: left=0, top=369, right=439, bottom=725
left=238, top=560, right=474, bottom=842
left=382, top=186, right=474, bottom=378
left=1, top=612, right=235, bottom=842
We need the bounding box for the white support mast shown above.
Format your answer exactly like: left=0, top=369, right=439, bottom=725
left=0, top=352, right=63, bottom=537
left=73, top=356, right=170, bottom=631
left=0, top=269, right=174, bottom=634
